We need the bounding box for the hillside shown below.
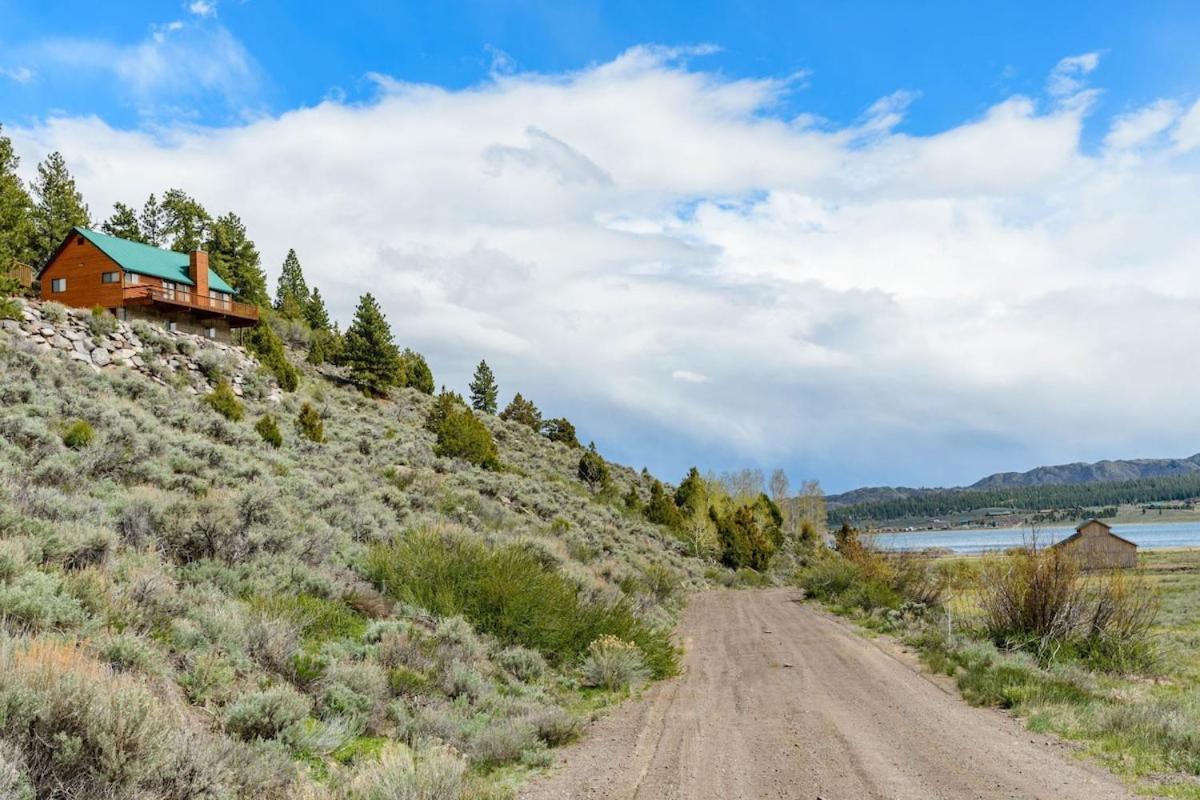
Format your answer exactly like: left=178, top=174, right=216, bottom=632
left=828, top=453, right=1200, bottom=516
left=0, top=298, right=709, bottom=800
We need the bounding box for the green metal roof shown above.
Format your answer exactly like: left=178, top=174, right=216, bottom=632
left=74, top=227, right=236, bottom=295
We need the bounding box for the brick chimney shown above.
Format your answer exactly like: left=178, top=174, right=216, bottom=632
left=189, top=250, right=209, bottom=300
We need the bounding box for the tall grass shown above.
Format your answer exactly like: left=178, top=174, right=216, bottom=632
left=979, top=545, right=1160, bottom=670
left=365, top=529, right=678, bottom=678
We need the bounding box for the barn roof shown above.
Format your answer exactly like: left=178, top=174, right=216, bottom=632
left=1054, top=519, right=1137, bottom=549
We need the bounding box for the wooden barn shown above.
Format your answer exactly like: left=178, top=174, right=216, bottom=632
left=1052, top=519, right=1137, bottom=570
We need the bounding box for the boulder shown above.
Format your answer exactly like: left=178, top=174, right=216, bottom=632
left=39, top=326, right=55, bottom=337
left=91, top=347, right=111, bottom=367
left=62, top=328, right=84, bottom=341
left=50, top=335, right=72, bottom=350
left=73, top=339, right=89, bottom=354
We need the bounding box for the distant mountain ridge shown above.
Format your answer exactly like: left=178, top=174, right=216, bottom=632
left=829, top=453, right=1200, bottom=507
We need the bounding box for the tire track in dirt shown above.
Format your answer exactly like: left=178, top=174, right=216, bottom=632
left=520, top=588, right=1138, bottom=800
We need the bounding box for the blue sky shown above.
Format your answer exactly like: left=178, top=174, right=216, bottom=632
left=4, top=1, right=1198, bottom=136
left=4, top=2, right=1200, bottom=492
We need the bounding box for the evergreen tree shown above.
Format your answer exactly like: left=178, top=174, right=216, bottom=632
left=139, top=194, right=167, bottom=246
left=101, top=202, right=145, bottom=242
left=674, top=467, right=708, bottom=517
left=30, top=152, right=89, bottom=262
left=274, top=248, right=310, bottom=319
left=542, top=417, right=579, bottom=448
left=0, top=125, right=34, bottom=271
left=469, top=359, right=498, bottom=414
left=644, top=480, right=684, bottom=530
left=342, top=293, right=400, bottom=395
left=206, top=213, right=269, bottom=306
left=577, top=442, right=611, bottom=493
left=397, top=348, right=435, bottom=394
left=499, top=393, right=542, bottom=431
left=304, top=286, right=331, bottom=330
left=160, top=188, right=209, bottom=252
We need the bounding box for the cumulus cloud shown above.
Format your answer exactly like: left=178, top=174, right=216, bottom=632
left=10, top=48, right=1200, bottom=488
left=1105, top=99, right=1180, bottom=150
left=188, top=0, right=217, bottom=18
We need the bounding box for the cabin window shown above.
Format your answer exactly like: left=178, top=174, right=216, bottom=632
left=125, top=273, right=140, bottom=285
left=116, top=308, right=128, bottom=321
left=51, top=278, right=66, bottom=293
left=76, top=236, right=84, bottom=246
left=205, top=327, right=216, bottom=339
left=101, top=271, right=119, bottom=284
left=167, top=321, right=177, bottom=333
left=162, top=281, right=176, bottom=300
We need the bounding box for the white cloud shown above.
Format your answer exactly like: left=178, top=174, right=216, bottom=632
left=1046, top=52, right=1100, bottom=98
left=1105, top=99, right=1180, bottom=150
left=10, top=48, right=1200, bottom=488
left=0, top=66, right=34, bottom=83
left=188, top=1, right=217, bottom=18
left=1174, top=99, right=1200, bottom=153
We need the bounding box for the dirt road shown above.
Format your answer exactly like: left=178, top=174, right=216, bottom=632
left=520, top=589, right=1136, bottom=800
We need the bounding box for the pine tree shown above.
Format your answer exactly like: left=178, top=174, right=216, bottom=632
left=342, top=293, right=400, bottom=395
left=101, top=202, right=145, bottom=242
left=206, top=213, right=269, bottom=306
left=397, top=348, right=434, bottom=394
left=160, top=188, right=209, bottom=252
left=304, top=286, right=331, bottom=330
left=499, top=393, right=542, bottom=431
left=542, top=417, right=579, bottom=448
left=274, top=249, right=310, bottom=319
left=30, top=152, right=89, bottom=262
left=578, top=442, right=611, bottom=493
left=0, top=125, right=34, bottom=272
left=674, top=467, right=708, bottom=517
left=139, top=194, right=166, bottom=246
left=469, top=359, right=498, bottom=414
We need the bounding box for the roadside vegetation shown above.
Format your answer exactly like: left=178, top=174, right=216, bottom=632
left=795, top=526, right=1200, bottom=797
left=0, top=304, right=713, bottom=799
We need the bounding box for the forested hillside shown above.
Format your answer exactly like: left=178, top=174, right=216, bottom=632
left=828, top=473, right=1200, bottom=525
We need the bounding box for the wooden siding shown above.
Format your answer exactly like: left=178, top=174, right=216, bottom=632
left=39, top=235, right=126, bottom=308
left=1054, top=521, right=1137, bottom=570
left=4, top=261, right=34, bottom=289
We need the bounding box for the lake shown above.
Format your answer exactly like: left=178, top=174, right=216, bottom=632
left=868, top=521, right=1200, bottom=555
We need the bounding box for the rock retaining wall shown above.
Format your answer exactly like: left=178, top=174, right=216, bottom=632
left=1, top=299, right=279, bottom=400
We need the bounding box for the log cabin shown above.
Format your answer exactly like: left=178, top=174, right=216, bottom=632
left=38, top=227, right=259, bottom=342
left=1051, top=519, right=1137, bottom=570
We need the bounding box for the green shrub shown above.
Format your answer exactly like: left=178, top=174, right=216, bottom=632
left=223, top=685, right=312, bottom=741
left=245, top=319, right=300, bottom=392
left=365, top=530, right=678, bottom=678
left=61, top=419, right=95, bottom=449
left=577, top=443, right=611, bottom=493
left=255, top=414, right=283, bottom=448
left=579, top=635, right=649, bottom=690
left=296, top=403, right=325, bottom=442
left=499, top=393, right=541, bottom=430
left=41, top=302, right=67, bottom=323
left=203, top=380, right=244, bottom=421
left=496, top=645, right=546, bottom=682
left=541, top=417, right=579, bottom=447
left=433, top=407, right=499, bottom=470
left=251, top=594, right=367, bottom=644
left=87, top=306, right=117, bottom=338
left=342, top=742, right=465, bottom=800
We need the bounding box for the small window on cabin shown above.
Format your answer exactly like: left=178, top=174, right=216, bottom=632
left=101, top=271, right=119, bottom=284
left=76, top=236, right=84, bottom=246
left=125, top=273, right=140, bottom=285
left=51, top=278, right=66, bottom=293
left=166, top=321, right=177, bottom=333
left=205, top=327, right=216, bottom=339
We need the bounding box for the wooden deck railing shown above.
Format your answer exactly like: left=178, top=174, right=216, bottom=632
left=3, top=261, right=34, bottom=289
left=122, top=285, right=259, bottom=321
